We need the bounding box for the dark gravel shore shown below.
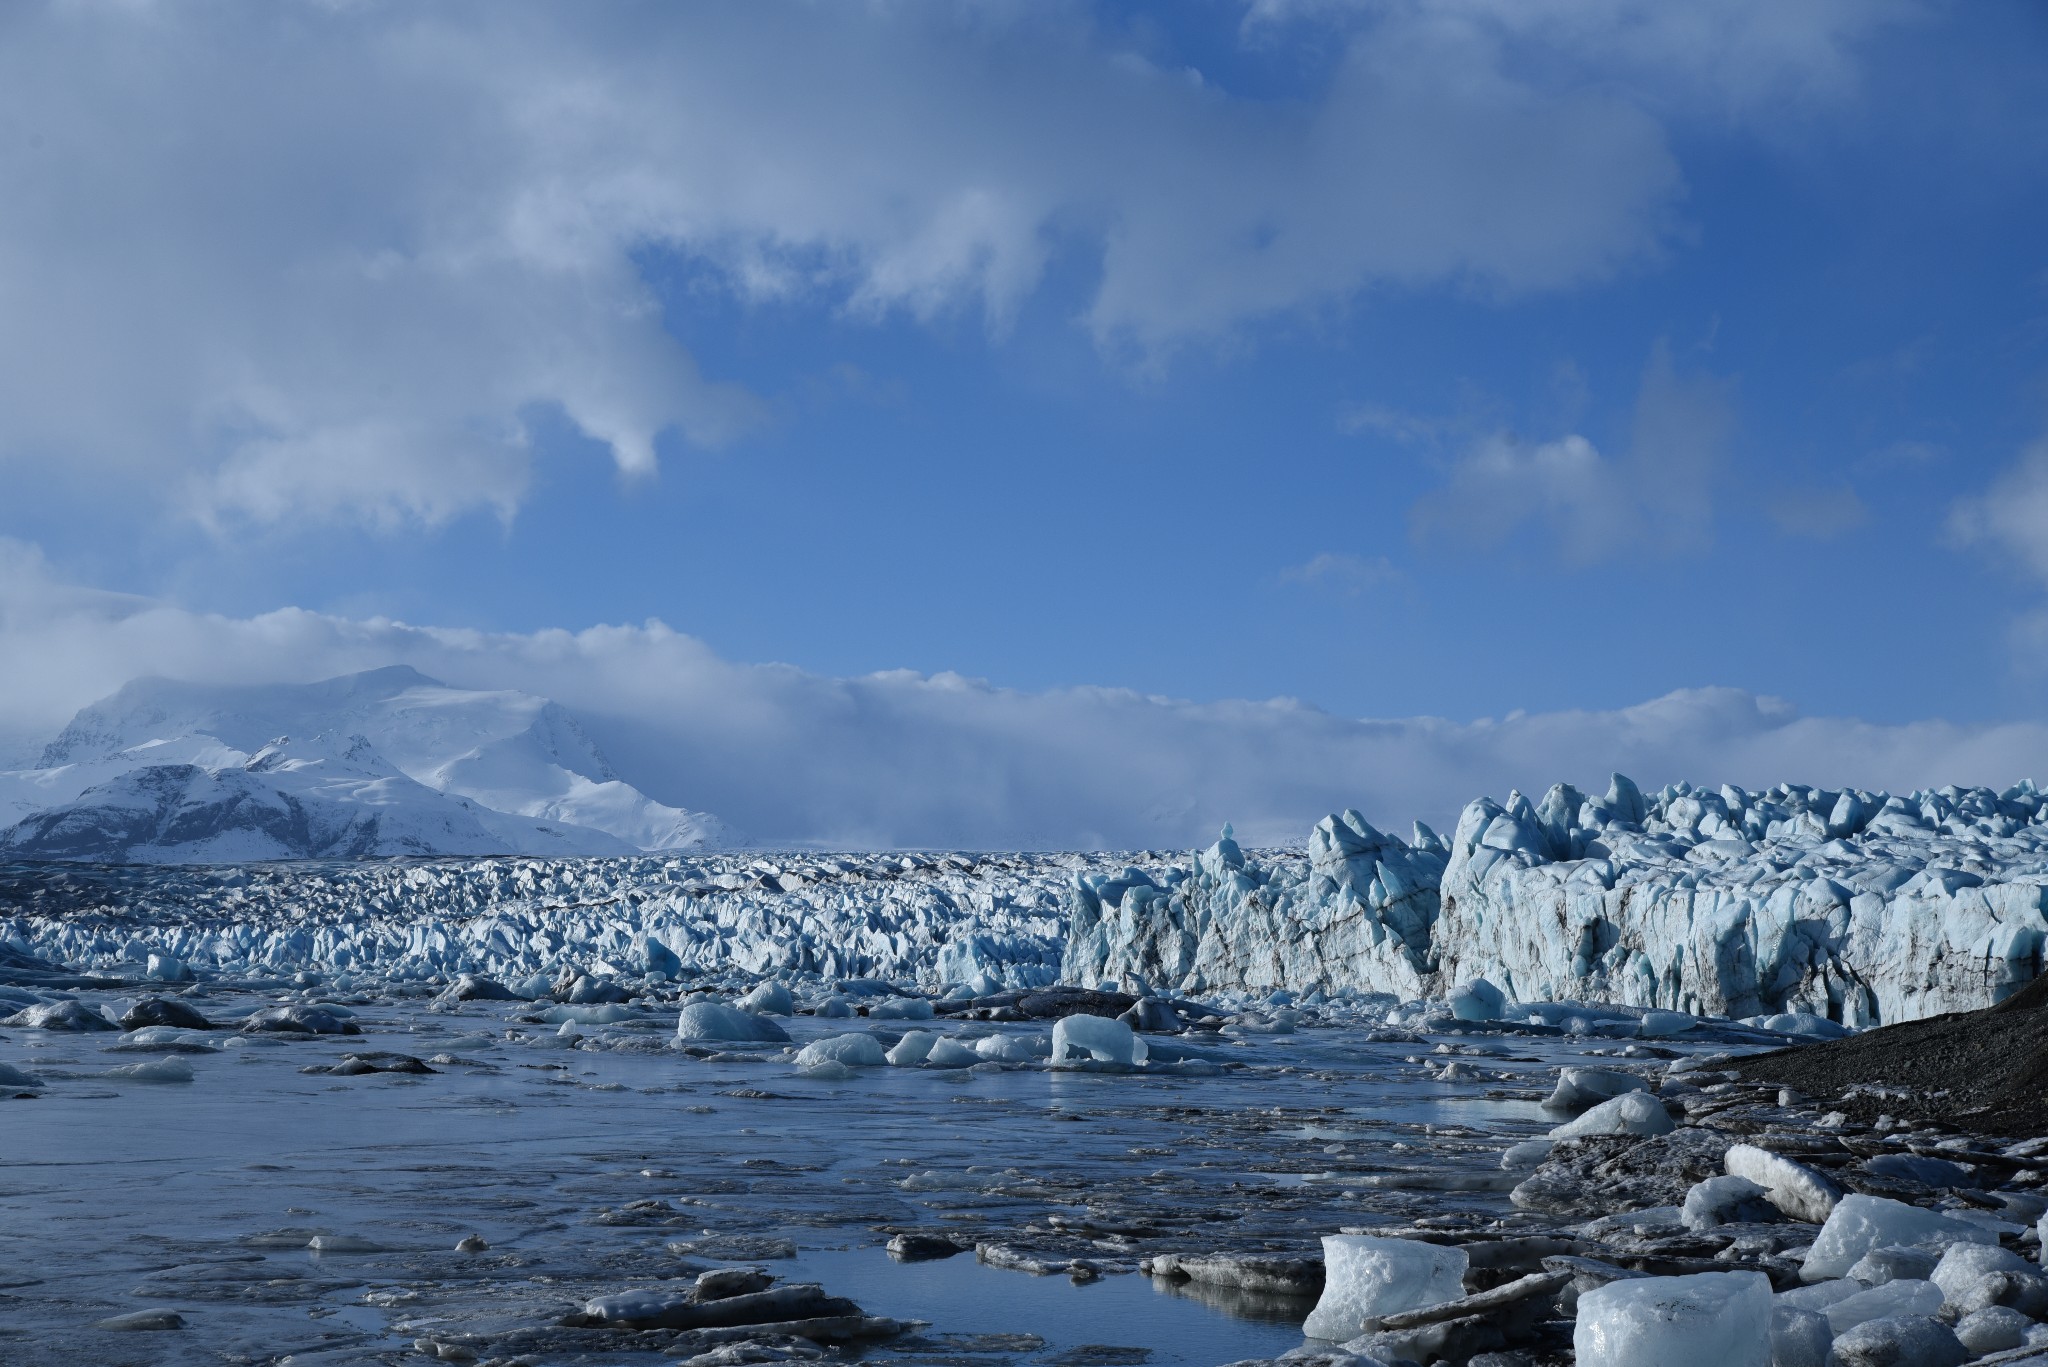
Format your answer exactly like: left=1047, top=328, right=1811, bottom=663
left=1733, top=976, right=2048, bottom=1134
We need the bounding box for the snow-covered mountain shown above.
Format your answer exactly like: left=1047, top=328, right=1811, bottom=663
left=0, top=667, right=732, bottom=861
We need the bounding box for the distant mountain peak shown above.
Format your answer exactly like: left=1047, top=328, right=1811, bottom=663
left=3, top=668, right=734, bottom=861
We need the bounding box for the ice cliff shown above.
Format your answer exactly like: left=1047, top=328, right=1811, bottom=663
left=1432, top=774, right=2048, bottom=1024
left=1067, top=775, right=2048, bottom=1024
left=1062, top=813, right=1448, bottom=998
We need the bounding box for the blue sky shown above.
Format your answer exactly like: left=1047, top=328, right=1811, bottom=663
left=3, top=1, right=2048, bottom=844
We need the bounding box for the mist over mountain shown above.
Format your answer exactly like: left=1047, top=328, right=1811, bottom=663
left=0, top=666, right=730, bottom=861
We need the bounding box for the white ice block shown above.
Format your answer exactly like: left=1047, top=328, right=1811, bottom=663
left=1930, top=1241, right=2030, bottom=1301
left=1051, top=1013, right=1147, bottom=1066
left=1801, top=1195, right=1998, bottom=1282
left=1573, top=1270, right=1772, bottom=1367
left=1448, top=978, right=1504, bottom=1021
left=793, top=1033, right=886, bottom=1068
left=1301, top=1234, right=1467, bottom=1341
left=1543, top=1067, right=1648, bottom=1113
left=885, top=1030, right=936, bottom=1066
left=1724, top=1143, right=1841, bottom=1224
left=675, top=1001, right=791, bottom=1043
left=1824, top=1277, right=1942, bottom=1334
left=738, top=980, right=793, bottom=1015
left=1548, top=1090, right=1673, bottom=1140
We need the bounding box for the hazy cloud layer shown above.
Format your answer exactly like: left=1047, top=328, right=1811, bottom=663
left=4, top=540, right=2042, bottom=850
left=0, top=0, right=1919, bottom=531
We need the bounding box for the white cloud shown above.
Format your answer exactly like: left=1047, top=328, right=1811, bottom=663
left=1282, top=552, right=1403, bottom=595
left=1948, top=439, right=2048, bottom=584
left=4, top=538, right=2044, bottom=849
left=1244, top=0, right=1926, bottom=117
left=1408, top=342, right=1735, bottom=562
left=0, top=0, right=1751, bottom=528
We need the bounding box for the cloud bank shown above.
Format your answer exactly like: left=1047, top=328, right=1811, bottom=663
left=0, top=0, right=1914, bottom=531
left=4, top=540, right=2043, bottom=851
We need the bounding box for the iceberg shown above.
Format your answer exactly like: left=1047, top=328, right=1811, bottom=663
left=1573, top=1270, right=1771, bottom=1367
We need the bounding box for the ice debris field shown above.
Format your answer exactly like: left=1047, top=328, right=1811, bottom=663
left=9, top=775, right=2048, bottom=1365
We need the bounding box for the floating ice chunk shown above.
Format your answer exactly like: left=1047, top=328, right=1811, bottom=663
left=738, top=981, right=793, bottom=1015
left=1930, top=1240, right=2031, bottom=1300
left=1548, top=1091, right=1673, bottom=1140
left=800, top=1059, right=855, bottom=1081
left=1051, top=1014, right=1147, bottom=1067
left=1448, top=978, right=1504, bottom=1021
left=976, top=1033, right=1046, bottom=1063
left=675, top=1002, right=790, bottom=1043
left=925, top=1038, right=980, bottom=1067
left=241, top=1005, right=359, bottom=1035
left=1573, top=1270, right=1771, bottom=1367
left=814, top=995, right=856, bottom=1019
left=1955, top=1305, right=2030, bottom=1354
left=439, top=972, right=523, bottom=1002
left=1768, top=1305, right=1832, bottom=1367
left=94, top=1307, right=184, bottom=1331
left=1636, top=1010, right=1695, bottom=1037
left=1749, top=1012, right=1851, bottom=1040
left=111, top=1025, right=218, bottom=1052
left=1845, top=1246, right=1937, bottom=1285
left=104, top=1056, right=195, bottom=1083
left=1301, top=1234, right=1467, bottom=1341
left=886, top=1031, right=937, bottom=1066
left=1825, top=1277, right=1942, bottom=1333
left=1801, top=1195, right=1999, bottom=1281
left=145, top=952, right=193, bottom=982
left=1681, top=1175, right=1772, bottom=1231
left=536, top=1003, right=634, bottom=1026
left=1825, top=1314, right=1965, bottom=1367
left=1724, top=1143, right=1842, bottom=1224
left=794, top=1033, right=886, bottom=1069
left=0, top=1062, right=44, bottom=1088
left=1543, top=1067, right=1649, bottom=1113
left=2, top=1000, right=119, bottom=1031
left=117, top=996, right=214, bottom=1031
left=868, top=996, right=935, bottom=1020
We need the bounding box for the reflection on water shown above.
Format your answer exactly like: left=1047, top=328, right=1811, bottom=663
left=1149, top=1272, right=1315, bottom=1324
left=789, top=1246, right=1306, bottom=1364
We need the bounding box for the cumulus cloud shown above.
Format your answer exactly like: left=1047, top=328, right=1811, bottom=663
left=1408, top=342, right=1735, bottom=562
left=0, top=0, right=1773, bottom=528
left=4, top=539, right=2042, bottom=849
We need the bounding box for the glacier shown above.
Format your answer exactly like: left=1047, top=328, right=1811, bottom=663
left=0, top=849, right=1176, bottom=988
left=5, top=754, right=2048, bottom=1024
left=1067, top=776, right=2048, bottom=1024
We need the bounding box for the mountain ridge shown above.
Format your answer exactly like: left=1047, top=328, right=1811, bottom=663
left=0, top=668, right=733, bottom=862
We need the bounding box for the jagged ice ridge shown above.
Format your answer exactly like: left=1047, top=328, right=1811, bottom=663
left=7, top=773, right=2048, bottom=1025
